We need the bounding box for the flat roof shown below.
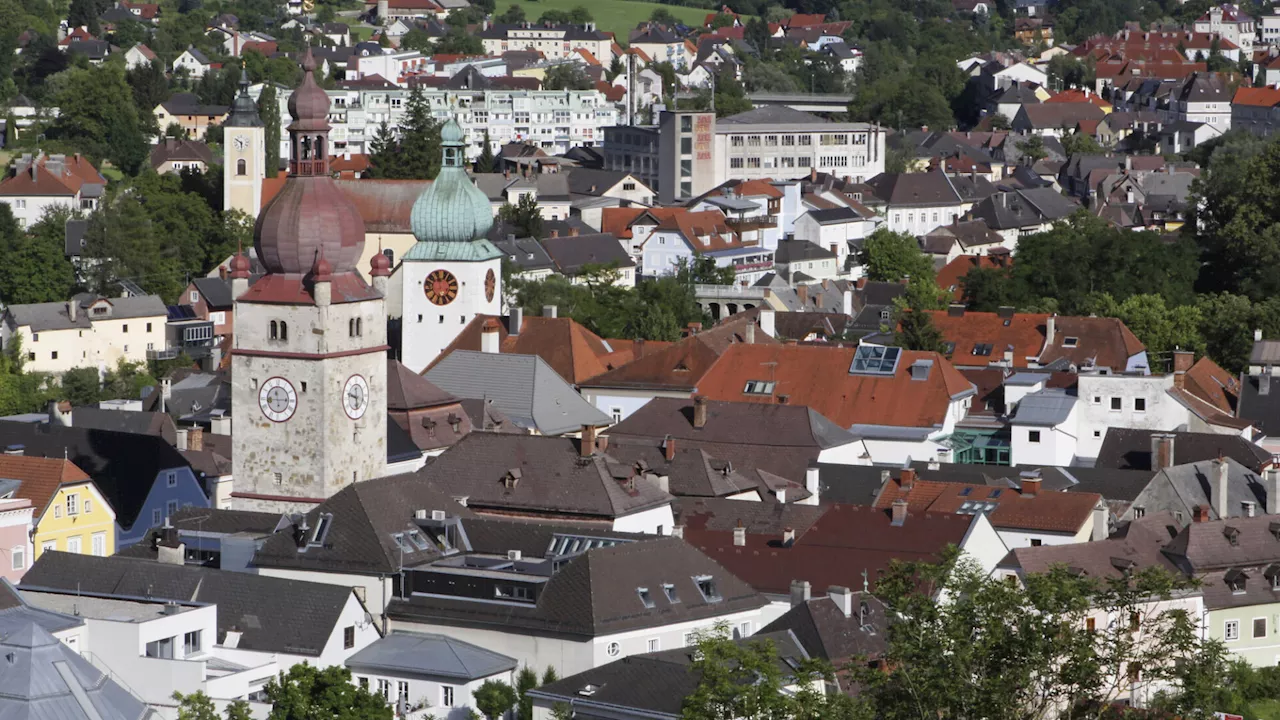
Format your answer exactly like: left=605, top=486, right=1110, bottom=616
left=20, top=589, right=202, bottom=623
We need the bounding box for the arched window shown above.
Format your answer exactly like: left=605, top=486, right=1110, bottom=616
left=356, top=318, right=362, bottom=336
left=349, top=318, right=356, bottom=337
left=279, top=322, right=288, bottom=341
left=270, top=320, right=278, bottom=340
left=314, top=136, right=325, bottom=159
left=236, top=159, right=247, bottom=176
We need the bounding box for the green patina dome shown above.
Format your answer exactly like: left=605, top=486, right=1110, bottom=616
left=410, top=117, right=493, bottom=245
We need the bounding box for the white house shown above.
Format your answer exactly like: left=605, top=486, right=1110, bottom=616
left=0, top=152, right=104, bottom=228
left=123, top=43, right=158, bottom=69
left=172, top=47, right=213, bottom=78
left=347, top=632, right=517, bottom=720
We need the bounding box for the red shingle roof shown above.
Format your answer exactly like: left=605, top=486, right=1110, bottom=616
left=874, top=474, right=1101, bottom=534
left=3, top=455, right=93, bottom=517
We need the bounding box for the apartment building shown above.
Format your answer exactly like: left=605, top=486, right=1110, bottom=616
left=1, top=294, right=167, bottom=375
left=477, top=22, right=613, bottom=62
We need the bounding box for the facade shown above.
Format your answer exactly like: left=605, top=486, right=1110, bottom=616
left=477, top=22, right=613, bottom=62
left=223, top=72, right=267, bottom=221
left=0, top=152, right=104, bottom=228
left=398, top=119, right=503, bottom=372
left=3, top=454, right=117, bottom=562
left=0, top=497, right=33, bottom=583
left=0, top=294, right=167, bottom=376
left=346, top=632, right=517, bottom=720
left=230, top=51, right=389, bottom=513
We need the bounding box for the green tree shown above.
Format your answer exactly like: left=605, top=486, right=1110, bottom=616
left=476, top=130, right=496, bottom=173
left=474, top=680, right=518, bottom=720
left=1015, top=134, right=1048, bottom=162
left=959, top=265, right=1015, bottom=312
left=367, top=87, right=442, bottom=179
left=223, top=700, right=253, bottom=720
left=174, top=691, right=219, bottom=720
left=101, top=358, right=158, bottom=400
left=542, top=63, right=592, bottom=91
left=541, top=667, right=558, bottom=685
left=258, top=83, right=281, bottom=178
left=497, top=194, right=544, bottom=239
left=895, top=306, right=946, bottom=352
left=0, top=205, right=76, bottom=305
left=60, top=367, right=101, bottom=406
left=515, top=666, right=539, bottom=720
left=649, top=7, right=678, bottom=25
left=1083, top=293, right=1205, bottom=361
left=1062, top=130, right=1104, bottom=156
left=860, top=228, right=933, bottom=283
left=1191, top=134, right=1280, bottom=300
left=84, top=186, right=187, bottom=302
left=49, top=62, right=148, bottom=174
left=496, top=4, right=526, bottom=24
left=264, top=664, right=391, bottom=720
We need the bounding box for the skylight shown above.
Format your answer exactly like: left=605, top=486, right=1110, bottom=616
left=663, top=583, right=680, bottom=603
left=850, top=345, right=902, bottom=375
left=694, top=575, right=722, bottom=602
left=1063, top=337, right=1079, bottom=347
left=971, top=343, right=993, bottom=356
left=638, top=587, right=656, bottom=609
left=743, top=380, right=776, bottom=395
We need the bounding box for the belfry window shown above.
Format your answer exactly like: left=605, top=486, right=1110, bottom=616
left=237, top=159, right=246, bottom=176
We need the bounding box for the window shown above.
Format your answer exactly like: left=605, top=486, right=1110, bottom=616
left=1030, top=539, right=1042, bottom=547
left=344, top=626, right=355, bottom=649
left=1110, top=397, right=1122, bottom=411
left=648, top=638, right=661, bottom=652
left=377, top=679, right=390, bottom=701
left=67, top=536, right=81, bottom=554
left=1133, top=506, right=1146, bottom=519
left=167, top=472, right=177, bottom=488
left=122, top=324, right=128, bottom=333
left=190, top=291, right=199, bottom=303
left=610, top=407, right=623, bottom=424
left=91, top=533, right=105, bottom=557
left=397, top=681, right=409, bottom=708
left=146, top=322, right=152, bottom=332
left=663, top=583, right=679, bottom=603
left=1062, top=337, right=1078, bottom=347
left=236, top=159, right=247, bottom=176
left=146, top=637, right=174, bottom=658
left=66, top=494, right=78, bottom=516
left=53, top=506, right=61, bottom=519
left=683, top=631, right=696, bottom=646
left=1028, top=430, right=1041, bottom=443
left=1226, top=619, right=1240, bottom=641
left=167, top=500, right=178, bottom=517
left=184, top=630, right=202, bottom=655
left=1256, top=617, right=1268, bottom=638
left=730, top=157, right=744, bottom=169
left=442, top=686, right=455, bottom=707
left=153, top=509, right=162, bottom=526
left=50, top=351, right=57, bottom=360
left=638, top=587, right=655, bottom=608
left=41, top=540, right=54, bottom=553
left=273, top=472, right=283, bottom=485
left=739, top=621, right=751, bottom=638
left=10, top=546, right=24, bottom=571
left=1086, top=617, right=1096, bottom=632
left=1134, top=398, right=1146, bottom=412
left=358, top=677, right=368, bottom=690
left=694, top=575, right=722, bottom=602
left=743, top=380, right=775, bottom=395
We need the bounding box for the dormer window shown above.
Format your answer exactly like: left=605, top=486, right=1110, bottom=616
left=1226, top=568, right=1247, bottom=594
left=694, top=575, right=721, bottom=602
left=1225, top=526, right=1241, bottom=546
left=309, top=512, right=333, bottom=547
left=637, top=587, right=655, bottom=609
left=743, top=380, right=775, bottom=395
left=1063, top=337, right=1078, bottom=347
left=663, top=583, right=679, bottom=603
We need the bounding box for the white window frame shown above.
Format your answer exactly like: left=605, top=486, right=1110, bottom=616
left=647, top=638, right=661, bottom=652
left=441, top=686, right=455, bottom=707
left=66, top=535, right=81, bottom=554
left=1225, top=619, right=1240, bottom=641
left=10, top=545, right=24, bottom=570
left=91, top=532, right=106, bottom=557
left=66, top=493, right=78, bottom=516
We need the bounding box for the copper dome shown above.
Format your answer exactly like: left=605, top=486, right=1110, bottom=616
left=255, top=177, right=365, bottom=274
left=287, top=49, right=330, bottom=132
left=370, top=248, right=392, bottom=277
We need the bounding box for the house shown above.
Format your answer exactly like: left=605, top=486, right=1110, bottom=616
left=1120, top=457, right=1271, bottom=524
left=862, top=171, right=988, bottom=237
left=602, top=206, right=750, bottom=278
left=0, top=497, right=33, bottom=583
left=924, top=307, right=1148, bottom=373
left=0, top=294, right=167, bottom=375
left=1011, top=104, right=1107, bottom=137
left=124, top=42, right=158, bottom=69
left=0, top=420, right=205, bottom=548
left=873, top=468, right=1105, bottom=548
left=149, top=138, right=214, bottom=174
left=21, top=551, right=381, bottom=670
left=385, top=359, right=491, bottom=456
left=1159, top=120, right=1222, bottom=154
left=527, top=631, right=817, bottom=720
left=172, top=47, right=214, bottom=77
left=605, top=396, right=871, bottom=490
left=117, top=505, right=281, bottom=572
left=347, top=632, right=518, bottom=720
left=542, top=231, right=637, bottom=286
left=425, top=350, right=612, bottom=434
left=472, top=172, right=572, bottom=222
left=962, top=187, right=1079, bottom=244
left=694, top=344, right=977, bottom=465
left=182, top=276, right=236, bottom=338
left=792, top=207, right=881, bottom=272
left=923, top=224, right=1010, bottom=265
left=1095, top=429, right=1270, bottom=473
left=420, top=432, right=677, bottom=533
left=773, top=238, right=840, bottom=283
left=154, top=94, right=229, bottom=141
left=1232, top=85, right=1280, bottom=137
left=933, top=252, right=1012, bottom=301
left=760, top=588, right=887, bottom=684
left=1193, top=4, right=1255, bottom=55
left=2, top=453, right=115, bottom=563
left=1007, top=388, right=1082, bottom=467
left=387, top=535, right=770, bottom=676
left=494, top=236, right=556, bottom=281
left=0, top=152, right=105, bottom=228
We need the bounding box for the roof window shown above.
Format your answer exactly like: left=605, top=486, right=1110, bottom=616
left=638, top=587, right=655, bottom=609
left=743, top=380, right=775, bottom=395
left=1063, top=337, right=1079, bottom=347
left=694, top=575, right=722, bottom=602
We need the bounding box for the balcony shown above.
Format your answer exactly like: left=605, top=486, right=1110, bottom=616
left=147, top=348, right=180, bottom=360
left=725, top=215, right=778, bottom=232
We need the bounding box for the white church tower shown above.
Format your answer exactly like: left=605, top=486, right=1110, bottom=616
left=223, top=70, right=265, bottom=220
left=229, top=50, right=388, bottom=513
left=399, top=118, right=502, bottom=372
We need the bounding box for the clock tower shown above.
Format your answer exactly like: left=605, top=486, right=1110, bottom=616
left=229, top=50, right=388, bottom=514
left=399, top=118, right=502, bottom=372
left=223, top=70, right=265, bottom=221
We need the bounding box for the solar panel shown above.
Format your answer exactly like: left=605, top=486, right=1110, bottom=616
left=850, top=345, right=902, bottom=375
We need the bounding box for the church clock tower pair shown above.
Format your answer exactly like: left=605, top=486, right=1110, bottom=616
left=228, top=51, right=388, bottom=513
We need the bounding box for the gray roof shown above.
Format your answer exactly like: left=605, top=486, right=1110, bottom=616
left=425, top=350, right=611, bottom=435
left=494, top=236, right=556, bottom=273
left=566, top=168, right=642, bottom=196
left=1010, top=388, right=1077, bottom=426
left=64, top=219, right=88, bottom=258
left=760, top=592, right=887, bottom=663
left=863, top=172, right=963, bottom=208
left=717, top=106, right=832, bottom=128
left=1096, top=428, right=1271, bottom=473
left=1239, top=373, right=1280, bottom=436
left=21, top=552, right=363, bottom=657
left=1250, top=340, right=1280, bottom=366
left=0, top=619, right=157, bottom=720
left=0, top=580, right=83, bottom=640
left=966, top=187, right=1079, bottom=230
left=541, top=233, right=635, bottom=274
left=472, top=173, right=571, bottom=203
left=804, top=207, right=865, bottom=225
left=1141, top=458, right=1266, bottom=521
left=345, top=631, right=517, bottom=680
left=420, top=433, right=675, bottom=519
left=6, top=295, right=166, bottom=332
left=775, top=239, right=837, bottom=264
left=190, top=277, right=234, bottom=308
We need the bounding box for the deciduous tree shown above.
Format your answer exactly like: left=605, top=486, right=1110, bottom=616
left=264, top=663, right=391, bottom=720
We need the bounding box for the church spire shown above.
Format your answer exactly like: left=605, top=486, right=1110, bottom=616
left=226, top=68, right=264, bottom=128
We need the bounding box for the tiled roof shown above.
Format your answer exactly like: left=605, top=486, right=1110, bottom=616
left=1016, top=103, right=1107, bottom=129
left=873, top=474, right=1101, bottom=533
left=580, top=314, right=770, bottom=392
left=149, top=139, right=213, bottom=167
left=418, top=433, right=674, bottom=520
left=604, top=440, right=770, bottom=498
left=694, top=344, right=973, bottom=430
left=1, top=455, right=92, bottom=518
left=387, top=358, right=456, bottom=410
left=1182, top=356, right=1239, bottom=414
left=1233, top=86, right=1280, bottom=107
left=607, top=397, right=856, bottom=450
left=760, top=592, right=888, bottom=663
left=1040, top=315, right=1145, bottom=369
left=925, top=308, right=1047, bottom=367
left=542, top=233, right=635, bottom=274
left=1003, top=511, right=1182, bottom=577
left=933, top=253, right=1009, bottom=299
left=1095, top=428, right=1270, bottom=473
left=863, top=171, right=963, bottom=207
left=260, top=178, right=429, bottom=234
left=430, top=314, right=619, bottom=385
left=346, top=631, right=517, bottom=679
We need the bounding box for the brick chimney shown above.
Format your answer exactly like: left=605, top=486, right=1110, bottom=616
left=899, top=468, right=916, bottom=491
left=1192, top=504, right=1210, bottom=523
left=1172, top=349, right=1194, bottom=387
left=890, top=499, right=908, bottom=526
left=790, top=579, right=811, bottom=606
left=580, top=425, right=597, bottom=457
left=733, top=519, right=746, bottom=546
left=693, top=395, right=708, bottom=429
left=187, top=426, right=203, bottom=452
left=664, top=436, right=676, bottom=461
left=1021, top=478, right=1041, bottom=497
left=1150, top=432, right=1175, bottom=471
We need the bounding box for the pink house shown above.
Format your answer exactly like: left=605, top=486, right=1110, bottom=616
left=0, top=497, right=34, bottom=583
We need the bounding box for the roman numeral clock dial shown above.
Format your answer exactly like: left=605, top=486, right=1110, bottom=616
left=258, top=377, right=298, bottom=422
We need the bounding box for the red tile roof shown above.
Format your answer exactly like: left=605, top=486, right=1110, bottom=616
left=1045, top=89, right=1113, bottom=109
left=581, top=315, right=770, bottom=391
left=695, top=344, right=973, bottom=429
left=1233, top=86, right=1280, bottom=107
left=4, top=455, right=93, bottom=517
left=0, top=154, right=104, bottom=198
left=874, top=474, right=1102, bottom=534
left=430, top=314, right=621, bottom=384
left=1182, top=356, right=1239, bottom=414
left=934, top=254, right=1010, bottom=300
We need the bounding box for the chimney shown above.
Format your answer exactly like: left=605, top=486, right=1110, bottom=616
left=900, top=468, right=916, bottom=491
left=1150, top=433, right=1175, bottom=471
left=759, top=308, right=776, bottom=338
left=828, top=586, right=853, bottom=617
left=842, top=289, right=853, bottom=317
left=596, top=434, right=609, bottom=452
left=672, top=523, right=685, bottom=538
left=1193, top=504, right=1210, bottom=523
left=510, top=306, right=523, bottom=335
left=1021, top=478, right=1041, bottom=497
left=1269, top=465, right=1280, bottom=516
left=782, top=526, right=795, bottom=545
left=1214, top=456, right=1229, bottom=520
left=1092, top=504, right=1108, bottom=541
left=890, top=499, right=908, bottom=526
left=156, top=521, right=185, bottom=565
left=209, top=414, right=232, bottom=436
left=550, top=229, right=559, bottom=238
left=66, top=300, right=77, bottom=321
left=1263, top=372, right=1272, bottom=397
left=948, top=303, right=965, bottom=317
left=187, top=426, right=203, bottom=452
left=733, top=520, right=746, bottom=546
left=790, top=579, right=811, bottom=606
left=580, top=425, right=597, bottom=457
left=1046, top=315, right=1056, bottom=346
left=481, top=318, right=501, bottom=353
left=803, top=466, right=819, bottom=505
left=744, top=322, right=755, bottom=344
left=47, top=400, right=72, bottom=427
left=664, top=436, right=676, bottom=461
left=797, top=285, right=809, bottom=306
left=693, top=395, right=708, bottom=429
left=777, top=488, right=787, bottom=504
left=1172, top=349, right=1193, bottom=387
left=543, top=305, right=557, bottom=318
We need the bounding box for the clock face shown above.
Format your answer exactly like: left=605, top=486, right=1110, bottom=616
left=485, top=268, right=496, bottom=303
left=425, top=269, right=459, bottom=306
left=258, top=377, right=297, bottom=423
left=344, top=374, right=369, bottom=420
left=234, top=136, right=249, bottom=151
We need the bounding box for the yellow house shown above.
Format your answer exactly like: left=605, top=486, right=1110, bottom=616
left=5, top=454, right=116, bottom=561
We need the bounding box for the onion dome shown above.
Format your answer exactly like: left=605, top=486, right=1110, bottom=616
left=370, top=247, right=392, bottom=277
left=254, top=176, right=365, bottom=274
left=287, top=49, right=330, bottom=132
left=229, top=248, right=251, bottom=279
left=409, top=117, right=493, bottom=244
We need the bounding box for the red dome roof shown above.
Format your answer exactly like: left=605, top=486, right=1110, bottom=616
left=255, top=177, right=365, bottom=274
left=229, top=250, right=251, bottom=279
left=370, top=248, right=392, bottom=277
left=287, top=48, right=330, bottom=132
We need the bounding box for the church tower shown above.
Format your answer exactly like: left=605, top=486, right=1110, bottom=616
left=399, top=119, right=502, bottom=372
left=230, top=50, right=388, bottom=513
left=223, top=70, right=265, bottom=220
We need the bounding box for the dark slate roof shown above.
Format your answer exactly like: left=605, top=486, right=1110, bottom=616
left=1095, top=428, right=1271, bottom=473
left=159, top=505, right=281, bottom=535
left=541, top=233, right=636, bottom=274
left=566, top=168, right=640, bottom=196
left=528, top=630, right=808, bottom=715
left=419, top=433, right=674, bottom=520
left=191, top=277, right=234, bottom=308
left=66, top=39, right=112, bottom=60
left=966, top=187, right=1078, bottom=230
left=252, top=474, right=473, bottom=575
left=1237, top=374, right=1280, bottom=437
left=494, top=235, right=556, bottom=273
left=760, top=592, right=887, bottom=663
left=21, top=552, right=362, bottom=657
left=602, top=440, right=775, bottom=498
left=863, top=172, right=963, bottom=207
left=65, top=218, right=88, bottom=258
left=718, top=106, right=830, bottom=126
left=387, top=537, right=768, bottom=637
left=345, top=631, right=517, bottom=680
left=608, top=397, right=856, bottom=450
left=66, top=407, right=176, bottom=444
left=804, top=207, right=866, bottom=225
left=775, top=239, right=837, bottom=263
left=459, top=516, right=645, bottom=557
left=0, top=421, right=195, bottom=530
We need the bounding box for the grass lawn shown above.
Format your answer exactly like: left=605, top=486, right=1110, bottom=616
left=493, top=0, right=709, bottom=40
left=347, top=24, right=377, bottom=41
left=1253, top=699, right=1280, bottom=720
